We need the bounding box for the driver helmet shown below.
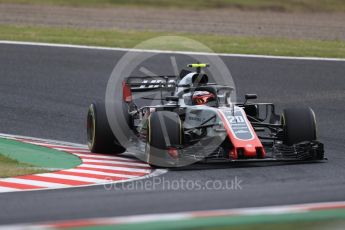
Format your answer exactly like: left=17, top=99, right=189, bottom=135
left=192, top=91, right=215, bottom=105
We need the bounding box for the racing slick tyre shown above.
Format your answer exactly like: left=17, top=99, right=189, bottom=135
left=87, top=102, right=126, bottom=154
left=281, top=107, right=317, bottom=146
left=147, top=111, right=182, bottom=166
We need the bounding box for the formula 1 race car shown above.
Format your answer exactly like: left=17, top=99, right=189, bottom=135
left=87, top=63, right=324, bottom=167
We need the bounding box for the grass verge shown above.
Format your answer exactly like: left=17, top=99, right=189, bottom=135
left=202, top=220, right=345, bottom=230
left=0, top=154, right=47, bottom=178
left=1, top=24, right=345, bottom=58
left=0, top=0, right=345, bottom=12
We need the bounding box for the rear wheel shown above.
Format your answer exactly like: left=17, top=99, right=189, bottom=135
left=87, top=102, right=125, bottom=154
left=147, top=111, right=182, bottom=166
left=281, top=107, right=317, bottom=146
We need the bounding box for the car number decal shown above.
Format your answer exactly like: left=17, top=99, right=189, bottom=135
left=222, top=108, right=254, bottom=140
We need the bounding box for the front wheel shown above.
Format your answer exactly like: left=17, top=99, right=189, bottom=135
left=281, top=107, right=317, bottom=146
left=147, top=111, right=182, bottom=166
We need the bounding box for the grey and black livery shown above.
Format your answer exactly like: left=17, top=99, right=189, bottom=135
left=87, top=63, right=325, bottom=167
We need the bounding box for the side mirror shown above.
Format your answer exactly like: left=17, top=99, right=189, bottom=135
left=244, top=94, right=257, bottom=105
left=245, top=94, right=257, bottom=100
left=166, top=96, right=179, bottom=102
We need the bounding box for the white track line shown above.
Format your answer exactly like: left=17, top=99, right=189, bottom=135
left=42, top=145, right=88, bottom=150
left=36, top=173, right=109, bottom=183
left=1, top=40, right=345, bottom=62
left=65, top=169, right=136, bottom=178
left=55, top=149, right=90, bottom=153
left=76, top=155, right=142, bottom=163
left=73, top=153, right=139, bottom=161
left=0, top=186, right=20, bottom=192
left=1, top=178, right=68, bottom=188
left=82, top=159, right=149, bottom=167
left=0, top=133, right=87, bottom=148
left=22, top=142, right=88, bottom=151
left=80, top=164, right=151, bottom=173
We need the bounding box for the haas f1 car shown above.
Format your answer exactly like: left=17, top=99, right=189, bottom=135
left=87, top=63, right=325, bottom=167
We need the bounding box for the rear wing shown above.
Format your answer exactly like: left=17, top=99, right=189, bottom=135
left=122, top=76, right=178, bottom=102
left=124, top=76, right=177, bottom=92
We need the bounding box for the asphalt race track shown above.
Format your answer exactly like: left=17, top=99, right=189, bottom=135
left=0, top=43, right=345, bottom=224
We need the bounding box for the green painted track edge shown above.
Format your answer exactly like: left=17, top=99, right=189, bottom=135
left=0, top=137, right=82, bottom=169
